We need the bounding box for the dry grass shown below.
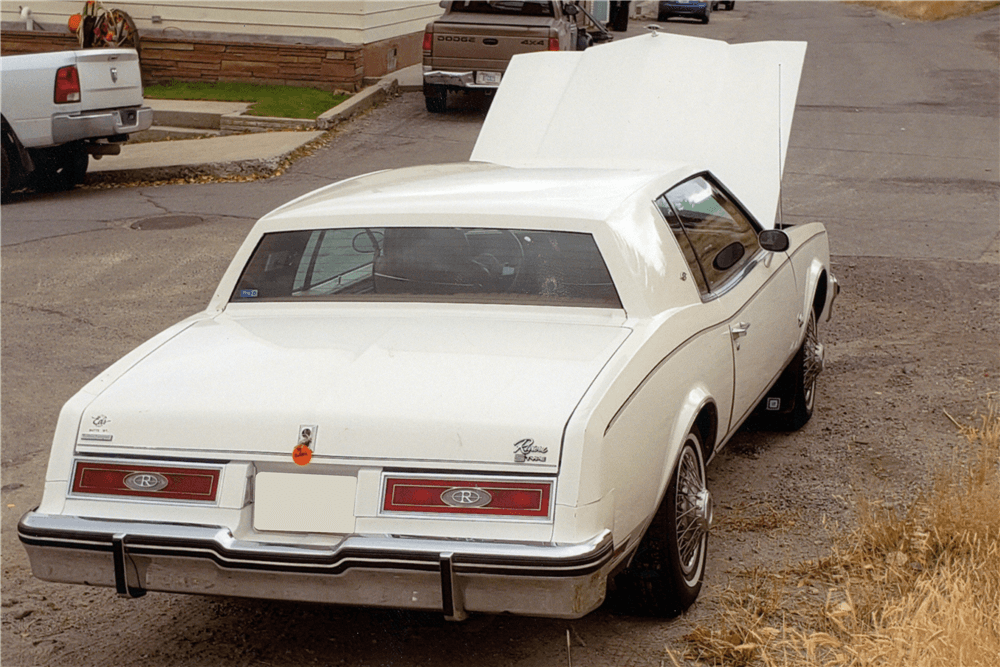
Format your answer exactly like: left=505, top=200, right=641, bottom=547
left=850, top=1, right=1000, bottom=21
left=715, top=502, right=800, bottom=534
left=680, top=403, right=1000, bottom=666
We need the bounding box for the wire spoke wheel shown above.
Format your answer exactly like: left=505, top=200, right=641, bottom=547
left=753, top=300, right=825, bottom=431
left=674, top=436, right=711, bottom=583
left=616, top=429, right=711, bottom=616
left=801, top=309, right=822, bottom=413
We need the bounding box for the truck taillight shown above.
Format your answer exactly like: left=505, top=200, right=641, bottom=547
left=54, top=65, right=81, bottom=104
left=423, top=31, right=433, bottom=53
left=548, top=37, right=560, bottom=51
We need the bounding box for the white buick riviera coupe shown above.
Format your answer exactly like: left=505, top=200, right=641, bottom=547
left=20, top=31, right=837, bottom=620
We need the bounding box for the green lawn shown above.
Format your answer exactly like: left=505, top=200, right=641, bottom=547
left=144, top=81, right=350, bottom=119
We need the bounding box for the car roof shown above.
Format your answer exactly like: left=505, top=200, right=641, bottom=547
left=258, top=161, right=698, bottom=232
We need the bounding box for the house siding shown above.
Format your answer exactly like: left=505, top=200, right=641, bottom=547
left=2, top=1, right=440, bottom=89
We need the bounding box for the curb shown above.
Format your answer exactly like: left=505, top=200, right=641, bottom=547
left=88, top=74, right=404, bottom=185
left=316, top=76, right=400, bottom=130
left=89, top=155, right=288, bottom=184
left=88, top=130, right=327, bottom=185
left=212, top=76, right=401, bottom=134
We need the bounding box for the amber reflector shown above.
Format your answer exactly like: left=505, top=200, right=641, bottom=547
left=383, top=477, right=551, bottom=517
left=71, top=461, right=220, bottom=502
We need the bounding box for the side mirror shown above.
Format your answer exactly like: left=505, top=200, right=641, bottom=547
left=759, top=229, right=790, bottom=252
left=439, top=0, right=448, bottom=8
left=563, top=4, right=579, bottom=16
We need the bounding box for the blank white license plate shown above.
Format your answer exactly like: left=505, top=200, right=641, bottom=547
left=476, top=71, right=502, bottom=85
left=253, top=472, right=357, bottom=534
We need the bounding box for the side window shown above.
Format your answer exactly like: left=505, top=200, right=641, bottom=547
left=655, top=195, right=710, bottom=294
left=663, top=176, right=761, bottom=292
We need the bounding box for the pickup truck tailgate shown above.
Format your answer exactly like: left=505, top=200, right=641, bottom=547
left=74, top=49, right=144, bottom=111
left=431, top=20, right=554, bottom=69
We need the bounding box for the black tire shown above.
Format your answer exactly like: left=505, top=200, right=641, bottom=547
left=1, top=141, right=10, bottom=199
left=615, top=430, right=711, bottom=616
left=657, top=10, right=669, bottom=21
left=34, top=145, right=89, bottom=192
left=701, top=6, right=711, bottom=23
left=725, top=2, right=735, bottom=10
left=754, top=308, right=822, bottom=431
left=424, top=85, right=447, bottom=113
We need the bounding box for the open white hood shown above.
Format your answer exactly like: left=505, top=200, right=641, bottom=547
left=471, top=31, right=806, bottom=228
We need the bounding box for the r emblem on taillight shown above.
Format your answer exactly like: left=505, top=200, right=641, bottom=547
left=440, top=487, right=492, bottom=508
left=123, top=472, right=169, bottom=492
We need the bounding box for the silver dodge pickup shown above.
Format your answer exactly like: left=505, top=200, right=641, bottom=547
left=422, top=1, right=610, bottom=112
left=1, top=48, right=152, bottom=196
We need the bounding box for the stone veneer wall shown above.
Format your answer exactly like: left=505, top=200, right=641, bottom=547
left=1, top=30, right=365, bottom=92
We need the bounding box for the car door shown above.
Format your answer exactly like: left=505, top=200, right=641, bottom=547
left=657, top=174, right=800, bottom=429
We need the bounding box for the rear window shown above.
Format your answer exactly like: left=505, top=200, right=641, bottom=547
left=231, top=227, right=622, bottom=308
left=449, top=1, right=555, bottom=17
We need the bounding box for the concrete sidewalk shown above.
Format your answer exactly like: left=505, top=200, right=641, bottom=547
left=88, top=64, right=422, bottom=182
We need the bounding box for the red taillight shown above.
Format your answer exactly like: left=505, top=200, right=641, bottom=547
left=71, top=461, right=221, bottom=502
left=54, top=65, right=81, bottom=104
left=383, top=476, right=552, bottom=518
left=423, top=31, right=433, bottom=53
left=548, top=37, right=560, bottom=51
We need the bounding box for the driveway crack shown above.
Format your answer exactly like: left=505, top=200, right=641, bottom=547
left=1, top=301, right=97, bottom=328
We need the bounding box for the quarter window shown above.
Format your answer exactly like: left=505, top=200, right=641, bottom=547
left=658, top=176, right=761, bottom=294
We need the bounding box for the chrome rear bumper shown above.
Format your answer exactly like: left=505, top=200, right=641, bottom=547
left=51, top=106, right=153, bottom=144
left=423, top=70, right=500, bottom=90
left=19, top=511, right=613, bottom=620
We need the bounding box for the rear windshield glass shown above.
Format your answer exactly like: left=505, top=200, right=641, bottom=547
left=449, top=1, right=555, bottom=17
left=231, top=227, right=621, bottom=308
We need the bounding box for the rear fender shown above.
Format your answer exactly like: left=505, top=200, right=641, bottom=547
left=657, top=386, right=714, bottom=509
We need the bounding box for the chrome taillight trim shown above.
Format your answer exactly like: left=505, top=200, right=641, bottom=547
left=67, top=457, right=224, bottom=506
left=379, top=471, right=555, bottom=522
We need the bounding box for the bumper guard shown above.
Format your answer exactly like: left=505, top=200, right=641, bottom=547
left=19, top=510, right=614, bottom=620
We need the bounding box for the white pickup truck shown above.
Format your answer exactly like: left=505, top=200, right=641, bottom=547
left=1, top=48, right=152, bottom=196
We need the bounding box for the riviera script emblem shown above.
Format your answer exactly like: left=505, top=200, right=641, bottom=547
left=513, top=438, right=548, bottom=463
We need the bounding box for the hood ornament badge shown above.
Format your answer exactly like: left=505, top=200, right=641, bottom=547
left=293, top=425, right=317, bottom=466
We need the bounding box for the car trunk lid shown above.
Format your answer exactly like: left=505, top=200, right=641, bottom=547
left=77, top=307, right=630, bottom=471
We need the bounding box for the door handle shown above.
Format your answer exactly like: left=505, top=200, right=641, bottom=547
left=730, top=322, right=751, bottom=339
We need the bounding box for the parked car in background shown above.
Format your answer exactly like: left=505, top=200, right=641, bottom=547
left=19, top=32, right=836, bottom=621
left=422, top=0, right=610, bottom=112
left=658, top=0, right=734, bottom=24
left=1, top=48, right=151, bottom=196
